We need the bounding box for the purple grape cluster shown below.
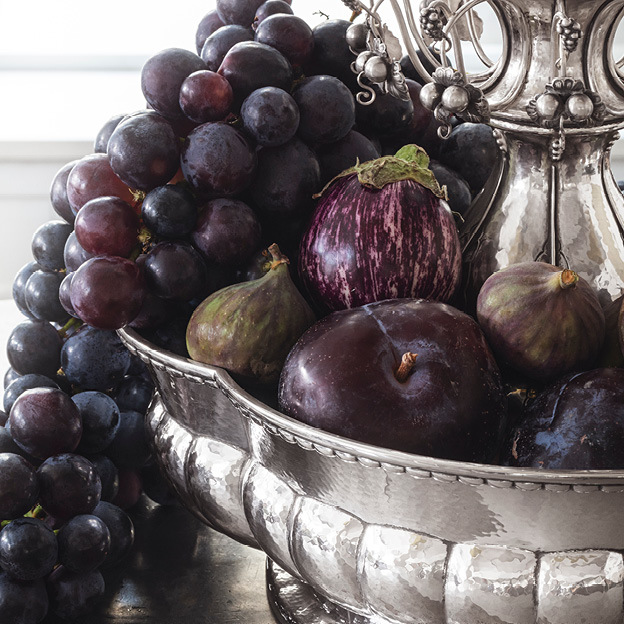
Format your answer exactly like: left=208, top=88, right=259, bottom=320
left=3, top=1, right=494, bottom=621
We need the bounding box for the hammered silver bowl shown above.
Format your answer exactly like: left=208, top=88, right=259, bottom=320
left=118, top=326, right=624, bottom=624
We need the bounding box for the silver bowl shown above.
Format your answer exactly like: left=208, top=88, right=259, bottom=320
left=119, top=327, right=624, bottom=624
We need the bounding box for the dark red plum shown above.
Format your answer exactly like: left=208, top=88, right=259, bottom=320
left=279, top=299, right=506, bottom=462
left=503, top=368, right=624, bottom=469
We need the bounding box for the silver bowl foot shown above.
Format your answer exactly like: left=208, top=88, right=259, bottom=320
left=266, top=558, right=377, bottom=624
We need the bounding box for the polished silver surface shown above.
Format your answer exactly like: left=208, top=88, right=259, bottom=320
left=119, top=326, right=624, bottom=624
left=344, top=0, right=624, bottom=306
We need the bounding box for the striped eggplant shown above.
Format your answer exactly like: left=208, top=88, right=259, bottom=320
left=298, top=145, right=462, bottom=311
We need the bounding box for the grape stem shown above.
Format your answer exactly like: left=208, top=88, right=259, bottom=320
left=58, top=317, right=83, bottom=339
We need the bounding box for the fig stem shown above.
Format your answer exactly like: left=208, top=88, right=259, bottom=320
left=559, top=269, right=579, bottom=290
left=268, top=243, right=290, bottom=271
left=394, top=352, right=418, bottom=383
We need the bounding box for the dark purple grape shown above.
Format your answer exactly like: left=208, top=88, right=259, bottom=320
left=240, top=86, right=299, bottom=147
left=179, top=70, right=234, bottom=123
left=61, top=326, right=131, bottom=392
left=112, top=376, right=154, bottom=414
left=4, top=369, right=20, bottom=390
left=37, top=454, right=101, bottom=520
left=66, top=153, right=134, bottom=215
left=356, top=90, right=414, bottom=137
left=0, top=411, right=6, bottom=427
left=317, top=129, right=380, bottom=185
left=63, top=232, right=94, bottom=272
left=70, top=256, right=146, bottom=330
left=111, top=468, right=143, bottom=510
left=107, top=111, right=181, bottom=191
left=141, top=316, right=190, bottom=358
left=438, top=122, right=500, bottom=196
left=143, top=241, right=208, bottom=301
left=12, top=262, right=41, bottom=319
left=72, top=392, right=120, bottom=455
left=140, top=48, right=206, bottom=121
left=253, top=0, right=293, bottom=29
left=105, top=410, right=150, bottom=469
left=141, top=185, right=197, bottom=239
left=216, top=0, right=265, bottom=26
left=308, top=19, right=358, bottom=89
left=181, top=122, right=257, bottom=197
left=0, top=518, right=58, bottom=581
left=31, top=221, right=73, bottom=272
left=46, top=566, right=105, bottom=620
left=49, top=161, right=77, bottom=225
left=191, top=198, right=261, bottom=265
left=0, top=570, right=48, bottom=624
left=127, top=291, right=175, bottom=331
left=58, top=273, right=78, bottom=319
left=89, top=455, right=119, bottom=503
left=249, top=137, right=321, bottom=220
left=126, top=355, right=150, bottom=379
left=74, top=196, right=139, bottom=258
left=23, top=270, right=68, bottom=324
left=218, top=41, right=293, bottom=105
left=293, top=75, right=355, bottom=145
left=254, top=14, right=314, bottom=67
left=430, top=160, right=472, bottom=216
left=6, top=320, right=62, bottom=378
left=3, top=374, right=59, bottom=414
left=91, top=501, right=134, bottom=568
left=0, top=429, right=23, bottom=455
left=400, top=48, right=451, bottom=85
left=195, top=10, right=225, bottom=54
left=200, top=24, right=254, bottom=72
left=57, top=514, right=111, bottom=573
left=0, top=453, right=39, bottom=519
left=93, top=113, right=125, bottom=153
left=9, top=388, right=82, bottom=460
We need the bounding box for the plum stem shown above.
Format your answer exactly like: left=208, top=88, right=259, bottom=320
left=394, top=352, right=418, bottom=383
left=559, top=269, right=579, bottom=289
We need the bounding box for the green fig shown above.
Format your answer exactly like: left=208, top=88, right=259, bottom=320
left=186, top=243, right=316, bottom=384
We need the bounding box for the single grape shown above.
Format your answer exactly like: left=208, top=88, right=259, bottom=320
left=9, top=388, right=82, bottom=460
left=58, top=272, right=78, bottom=319
left=195, top=9, right=225, bottom=54
left=253, top=0, right=293, bottom=30
left=89, top=455, right=119, bottom=503
left=127, top=291, right=175, bottom=331
left=0, top=570, right=48, bottom=624
left=12, top=262, right=41, bottom=319
left=3, top=369, right=21, bottom=390
left=23, top=270, right=69, bottom=324
left=49, top=160, right=78, bottom=225
left=66, top=152, right=135, bottom=215
left=63, top=231, right=94, bottom=272
left=72, top=392, right=120, bottom=455
left=181, top=122, right=257, bottom=197
left=200, top=24, right=254, bottom=72
left=107, top=111, right=181, bottom=192
left=112, top=375, right=154, bottom=414
left=143, top=241, right=208, bottom=301
left=430, top=160, right=472, bottom=216
left=70, top=256, right=146, bottom=330
left=317, top=129, right=380, bottom=185
left=31, top=221, right=73, bottom=272
left=0, top=518, right=58, bottom=581
left=0, top=428, right=23, bottom=455
left=141, top=185, right=197, bottom=239
left=3, top=373, right=59, bottom=414
left=74, top=196, right=139, bottom=258
left=179, top=70, right=234, bottom=123
left=254, top=14, right=314, bottom=67
left=6, top=320, right=62, bottom=378
left=60, top=326, right=131, bottom=391
left=293, top=75, right=355, bottom=145
left=308, top=20, right=358, bottom=89
left=46, top=566, right=105, bottom=620
left=140, top=313, right=192, bottom=358
left=91, top=501, right=134, bottom=568
left=57, top=514, right=111, bottom=573
left=37, top=454, right=101, bottom=520
left=140, top=48, right=206, bottom=121
left=191, top=198, right=261, bottom=265
left=216, top=0, right=265, bottom=26
left=240, top=86, right=299, bottom=147
left=356, top=90, right=414, bottom=138
left=218, top=41, right=293, bottom=105
left=111, top=468, right=143, bottom=510
left=0, top=453, right=39, bottom=520
left=93, top=113, right=125, bottom=153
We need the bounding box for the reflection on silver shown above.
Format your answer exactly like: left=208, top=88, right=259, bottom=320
left=119, top=326, right=624, bottom=624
